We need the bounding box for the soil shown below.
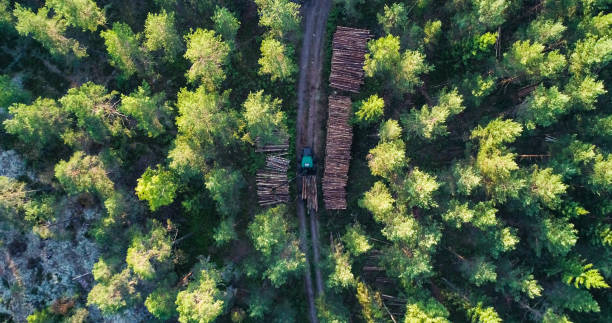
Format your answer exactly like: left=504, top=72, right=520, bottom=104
left=295, top=0, right=332, bottom=322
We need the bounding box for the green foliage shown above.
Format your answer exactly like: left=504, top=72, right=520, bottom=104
left=341, top=223, right=372, bottom=256
left=4, top=98, right=68, bottom=152
left=569, top=36, right=612, bottom=76
left=119, top=82, right=171, bottom=138
left=87, top=268, right=139, bottom=315
left=14, top=4, right=87, bottom=57
left=453, top=163, right=482, bottom=196
left=355, top=94, right=384, bottom=124
left=125, top=221, right=172, bottom=280
left=171, top=86, right=238, bottom=168
left=144, top=10, right=182, bottom=62
left=502, top=40, right=566, bottom=80
left=0, top=176, right=27, bottom=218
left=590, top=155, right=612, bottom=192
left=26, top=308, right=57, bottom=323
left=59, top=82, right=121, bottom=143
left=46, top=0, right=106, bottom=32
left=175, top=260, right=225, bottom=323
left=461, top=257, right=497, bottom=286
left=247, top=205, right=305, bottom=287
left=205, top=167, right=245, bottom=217
left=403, top=89, right=465, bottom=139
left=377, top=3, right=408, bottom=35
left=401, top=168, right=440, bottom=209
left=473, top=0, right=508, bottom=28
left=55, top=152, right=114, bottom=199
left=258, top=36, right=297, bottom=81
left=404, top=297, right=450, bottom=323
left=542, top=217, right=577, bottom=256
left=424, top=20, right=442, bottom=45
left=564, top=263, right=610, bottom=289
left=254, top=0, right=301, bottom=38
left=356, top=281, right=386, bottom=323
left=528, top=167, right=567, bottom=209
left=335, top=0, right=365, bottom=19
left=0, top=0, right=11, bottom=25
left=212, top=6, right=240, bottom=45
left=184, top=29, right=230, bottom=89
left=566, top=75, right=607, bottom=110
left=328, top=243, right=355, bottom=288
left=0, top=75, right=30, bottom=108
left=145, top=287, right=177, bottom=320
left=213, top=217, right=237, bottom=246
left=364, top=35, right=432, bottom=94
left=242, top=90, right=288, bottom=145
left=378, top=119, right=402, bottom=142
left=135, top=165, right=177, bottom=211
left=367, top=139, right=406, bottom=179
left=101, top=22, right=143, bottom=77
left=526, top=18, right=566, bottom=44
left=359, top=181, right=394, bottom=221
left=519, top=85, right=570, bottom=130
left=467, top=302, right=502, bottom=323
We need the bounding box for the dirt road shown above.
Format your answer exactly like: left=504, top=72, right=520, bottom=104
left=295, top=0, right=331, bottom=322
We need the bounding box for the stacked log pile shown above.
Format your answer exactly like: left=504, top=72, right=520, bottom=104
left=302, top=175, right=318, bottom=212
left=255, top=136, right=289, bottom=154
left=329, top=26, right=371, bottom=93
left=322, top=95, right=352, bottom=210
left=257, top=155, right=290, bottom=207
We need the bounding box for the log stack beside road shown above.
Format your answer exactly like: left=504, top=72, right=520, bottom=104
left=322, top=95, right=353, bottom=210
left=329, top=26, right=371, bottom=93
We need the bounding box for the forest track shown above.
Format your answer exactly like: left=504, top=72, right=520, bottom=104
left=296, top=0, right=331, bottom=322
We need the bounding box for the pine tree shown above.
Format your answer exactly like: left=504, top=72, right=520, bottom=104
left=144, top=10, right=182, bottom=62
left=184, top=29, right=230, bottom=89
left=13, top=4, right=87, bottom=57
left=258, top=36, right=297, bottom=81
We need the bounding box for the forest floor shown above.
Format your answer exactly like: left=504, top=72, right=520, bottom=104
left=295, top=0, right=332, bottom=322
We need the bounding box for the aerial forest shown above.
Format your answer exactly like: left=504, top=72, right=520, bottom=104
left=0, top=0, right=611, bottom=322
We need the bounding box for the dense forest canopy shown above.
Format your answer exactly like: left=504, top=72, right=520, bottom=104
left=0, top=0, right=611, bottom=322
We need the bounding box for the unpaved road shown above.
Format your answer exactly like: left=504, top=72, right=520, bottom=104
left=296, top=0, right=331, bottom=322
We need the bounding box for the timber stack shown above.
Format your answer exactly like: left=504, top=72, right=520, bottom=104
left=257, top=154, right=290, bottom=207
left=322, top=95, right=352, bottom=210
left=255, top=136, right=289, bottom=154
left=302, top=175, right=318, bottom=212
left=329, top=26, right=371, bottom=93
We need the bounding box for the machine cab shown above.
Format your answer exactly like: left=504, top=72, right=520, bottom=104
left=301, top=147, right=314, bottom=171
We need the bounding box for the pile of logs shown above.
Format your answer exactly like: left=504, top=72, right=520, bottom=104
left=322, top=95, right=353, bottom=210
left=255, top=136, right=289, bottom=154
left=329, top=26, right=371, bottom=93
left=302, top=175, right=318, bottom=212
left=257, top=155, right=290, bottom=207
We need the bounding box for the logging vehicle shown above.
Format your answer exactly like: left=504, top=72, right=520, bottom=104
left=301, top=147, right=315, bottom=175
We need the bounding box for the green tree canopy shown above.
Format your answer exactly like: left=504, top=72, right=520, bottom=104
left=119, top=82, right=171, bottom=138
left=175, top=260, right=225, bottom=323
left=101, top=22, right=145, bottom=77
left=55, top=151, right=114, bottom=199
left=144, top=10, right=182, bottom=62
left=258, top=36, right=297, bottom=81
left=212, top=6, right=240, bottom=46
left=242, top=90, right=288, bottom=145
left=364, top=35, right=432, bottom=94
left=46, top=0, right=105, bottom=32
left=184, top=28, right=230, bottom=89
left=13, top=4, right=86, bottom=57
left=205, top=167, right=245, bottom=217
left=135, top=165, right=177, bottom=211
left=254, top=0, right=300, bottom=38
left=125, top=220, right=173, bottom=280
left=3, top=97, right=69, bottom=153
left=355, top=94, right=385, bottom=125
